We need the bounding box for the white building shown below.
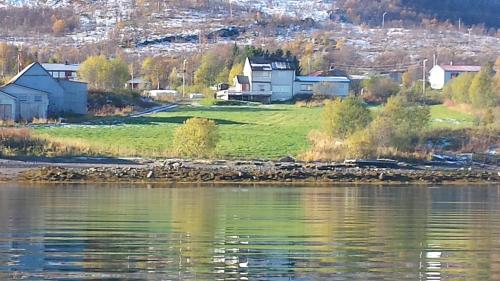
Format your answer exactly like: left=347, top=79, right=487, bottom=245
left=219, top=57, right=350, bottom=103
left=0, top=63, right=87, bottom=121
left=429, top=65, right=481, bottom=90
left=41, top=63, right=80, bottom=80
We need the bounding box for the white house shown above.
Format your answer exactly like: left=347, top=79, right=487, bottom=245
left=429, top=64, right=481, bottom=90
left=41, top=63, right=80, bottom=80
left=220, top=56, right=350, bottom=103
left=0, top=62, right=87, bottom=121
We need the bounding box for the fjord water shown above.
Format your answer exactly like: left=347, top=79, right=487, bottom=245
left=0, top=184, right=499, bottom=280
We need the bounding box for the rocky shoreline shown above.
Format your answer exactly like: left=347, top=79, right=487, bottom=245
left=15, top=159, right=500, bottom=184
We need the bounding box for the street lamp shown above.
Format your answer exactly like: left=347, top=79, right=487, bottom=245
left=382, top=12, right=388, bottom=28
left=422, top=59, right=428, bottom=103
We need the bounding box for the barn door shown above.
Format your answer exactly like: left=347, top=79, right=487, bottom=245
left=0, top=104, right=13, bottom=120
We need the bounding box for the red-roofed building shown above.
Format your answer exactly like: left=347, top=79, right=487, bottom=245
left=429, top=64, right=481, bottom=90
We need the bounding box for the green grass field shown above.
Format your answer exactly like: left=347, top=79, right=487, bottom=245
left=35, top=104, right=475, bottom=159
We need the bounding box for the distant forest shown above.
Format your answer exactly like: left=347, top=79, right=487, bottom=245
left=338, top=0, right=500, bottom=28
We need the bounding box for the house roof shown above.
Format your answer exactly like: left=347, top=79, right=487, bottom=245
left=248, top=57, right=295, bottom=71
left=41, top=63, right=80, bottom=72
left=1, top=83, right=50, bottom=96
left=0, top=89, right=17, bottom=99
left=7, top=62, right=39, bottom=85
left=236, top=75, right=249, bottom=84
left=440, top=65, right=481, bottom=72
left=295, top=76, right=350, bottom=83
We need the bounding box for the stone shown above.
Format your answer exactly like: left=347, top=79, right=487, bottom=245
left=279, top=156, right=296, bottom=163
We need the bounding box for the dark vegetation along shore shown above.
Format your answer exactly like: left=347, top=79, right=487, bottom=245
left=14, top=158, right=500, bottom=184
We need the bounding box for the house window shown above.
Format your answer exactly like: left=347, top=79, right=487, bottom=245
left=301, top=84, right=313, bottom=91
left=19, top=95, right=28, bottom=102
left=34, top=96, right=42, bottom=102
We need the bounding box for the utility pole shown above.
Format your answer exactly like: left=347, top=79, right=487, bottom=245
left=229, top=0, right=233, bottom=19
left=382, top=12, right=388, bottom=28
left=422, top=59, right=428, bottom=103
left=182, top=59, right=187, bottom=98
left=458, top=18, right=461, bottom=33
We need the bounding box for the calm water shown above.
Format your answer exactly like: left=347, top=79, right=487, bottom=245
left=0, top=184, right=500, bottom=280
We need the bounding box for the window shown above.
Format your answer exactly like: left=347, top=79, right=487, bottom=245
left=19, top=95, right=28, bottom=102
left=300, top=84, right=313, bottom=91
left=34, top=96, right=42, bottom=102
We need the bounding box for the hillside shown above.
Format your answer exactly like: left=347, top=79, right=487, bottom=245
left=337, top=0, right=500, bottom=28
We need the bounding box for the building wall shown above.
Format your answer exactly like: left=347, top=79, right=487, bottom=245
left=429, top=66, right=445, bottom=90
left=293, top=81, right=349, bottom=97
left=243, top=58, right=253, bottom=89
left=58, top=80, right=88, bottom=114
left=0, top=93, right=16, bottom=120
left=13, top=64, right=66, bottom=114
left=271, top=70, right=295, bottom=101
left=1, top=85, right=48, bottom=120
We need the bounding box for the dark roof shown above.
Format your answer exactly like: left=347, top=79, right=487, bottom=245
left=248, top=56, right=295, bottom=71
left=236, top=75, right=250, bottom=84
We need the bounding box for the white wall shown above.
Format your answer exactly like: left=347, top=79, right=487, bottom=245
left=429, top=66, right=445, bottom=90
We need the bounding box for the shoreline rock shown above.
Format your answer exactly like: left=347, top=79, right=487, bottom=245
left=16, top=160, right=500, bottom=184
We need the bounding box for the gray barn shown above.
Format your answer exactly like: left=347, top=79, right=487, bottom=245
left=0, top=63, right=87, bottom=121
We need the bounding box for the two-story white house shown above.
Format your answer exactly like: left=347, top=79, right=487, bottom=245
left=218, top=56, right=350, bottom=103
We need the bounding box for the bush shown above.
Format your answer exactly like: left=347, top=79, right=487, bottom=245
left=322, top=97, right=372, bottom=139
left=171, top=118, right=219, bottom=158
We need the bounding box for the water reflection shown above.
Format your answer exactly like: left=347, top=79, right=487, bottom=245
left=0, top=184, right=499, bottom=280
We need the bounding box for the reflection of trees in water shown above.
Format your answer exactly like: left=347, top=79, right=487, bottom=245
left=0, top=185, right=499, bottom=279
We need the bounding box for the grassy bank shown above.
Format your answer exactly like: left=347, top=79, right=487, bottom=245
left=32, top=104, right=481, bottom=159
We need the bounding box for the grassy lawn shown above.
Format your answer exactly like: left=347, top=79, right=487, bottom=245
left=429, top=104, right=476, bottom=128
left=34, top=104, right=475, bottom=159
left=36, top=105, right=322, bottom=159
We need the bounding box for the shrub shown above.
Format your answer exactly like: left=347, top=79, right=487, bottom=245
left=171, top=118, right=219, bottom=158
left=322, top=97, right=372, bottom=139
left=300, top=130, right=346, bottom=162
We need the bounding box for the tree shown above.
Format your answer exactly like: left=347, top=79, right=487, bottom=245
left=362, top=76, right=400, bottom=103
left=172, top=118, right=219, bottom=158
left=78, top=55, right=108, bottom=89
left=0, top=43, right=18, bottom=77
left=107, top=57, right=129, bottom=89
left=168, top=67, right=180, bottom=89
left=141, top=57, right=165, bottom=90
left=402, top=65, right=420, bottom=88
left=469, top=62, right=495, bottom=108
left=322, top=97, right=372, bottom=139
left=443, top=72, right=475, bottom=104
left=228, top=63, right=243, bottom=84
left=52, top=19, right=66, bottom=36
left=368, top=95, right=430, bottom=151
left=78, top=55, right=129, bottom=90
left=194, top=52, right=225, bottom=86
left=493, top=57, right=500, bottom=102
